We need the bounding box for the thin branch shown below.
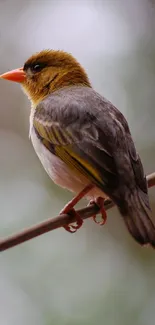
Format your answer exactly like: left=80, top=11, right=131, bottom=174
left=0, top=172, right=155, bottom=252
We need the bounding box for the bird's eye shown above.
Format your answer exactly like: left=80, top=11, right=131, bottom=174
left=31, top=63, right=44, bottom=73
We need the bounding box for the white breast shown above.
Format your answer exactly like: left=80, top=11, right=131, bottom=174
left=30, top=127, right=87, bottom=192
left=30, top=126, right=107, bottom=200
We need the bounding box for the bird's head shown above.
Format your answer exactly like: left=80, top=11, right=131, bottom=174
left=0, top=49, right=91, bottom=106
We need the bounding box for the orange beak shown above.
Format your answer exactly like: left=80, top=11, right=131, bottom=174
left=0, top=67, right=26, bottom=83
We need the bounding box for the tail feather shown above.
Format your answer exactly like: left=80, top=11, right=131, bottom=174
left=118, top=188, right=155, bottom=248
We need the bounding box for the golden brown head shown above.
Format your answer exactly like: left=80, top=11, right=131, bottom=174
left=0, top=49, right=91, bottom=106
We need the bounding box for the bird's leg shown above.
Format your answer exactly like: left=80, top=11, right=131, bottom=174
left=88, top=197, right=107, bottom=226
left=60, top=184, right=94, bottom=233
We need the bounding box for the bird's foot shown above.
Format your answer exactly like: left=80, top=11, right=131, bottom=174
left=88, top=197, right=107, bottom=226
left=60, top=183, right=94, bottom=233
left=60, top=205, right=83, bottom=233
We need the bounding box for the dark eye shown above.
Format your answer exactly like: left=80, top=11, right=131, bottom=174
left=31, top=63, right=46, bottom=73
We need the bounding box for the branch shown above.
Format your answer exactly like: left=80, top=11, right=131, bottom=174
left=0, top=172, right=155, bottom=252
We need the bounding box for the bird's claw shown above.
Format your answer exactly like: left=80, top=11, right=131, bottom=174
left=60, top=207, right=83, bottom=233
left=88, top=197, right=107, bottom=226
left=59, top=184, right=95, bottom=233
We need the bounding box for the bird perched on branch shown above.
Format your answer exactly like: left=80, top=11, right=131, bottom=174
left=1, top=49, right=155, bottom=247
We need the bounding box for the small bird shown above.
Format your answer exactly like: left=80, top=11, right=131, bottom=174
left=1, top=49, right=155, bottom=247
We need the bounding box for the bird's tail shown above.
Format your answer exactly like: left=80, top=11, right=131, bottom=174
left=118, top=188, right=155, bottom=248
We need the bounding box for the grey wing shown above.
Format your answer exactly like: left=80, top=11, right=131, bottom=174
left=69, top=108, right=148, bottom=200
left=34, top=87, right=147, bottom=199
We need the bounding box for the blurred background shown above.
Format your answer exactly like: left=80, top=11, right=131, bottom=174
left=0, top=0, right=155, bottom=324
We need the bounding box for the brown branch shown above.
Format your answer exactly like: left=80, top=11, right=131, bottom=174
left=0, top=172, right=155, bottom=252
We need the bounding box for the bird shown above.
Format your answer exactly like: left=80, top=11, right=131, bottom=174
left=0, top=49, right=155, bottom=247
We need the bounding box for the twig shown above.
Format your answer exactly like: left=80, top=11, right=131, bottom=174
left=0, top=172, right=155, bottom=252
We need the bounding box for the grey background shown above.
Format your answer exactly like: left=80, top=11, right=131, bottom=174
left=0, top=1, right=155, bottom=324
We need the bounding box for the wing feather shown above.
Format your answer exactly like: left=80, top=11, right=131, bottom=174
left=33, top=86, right=147, bottom=198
